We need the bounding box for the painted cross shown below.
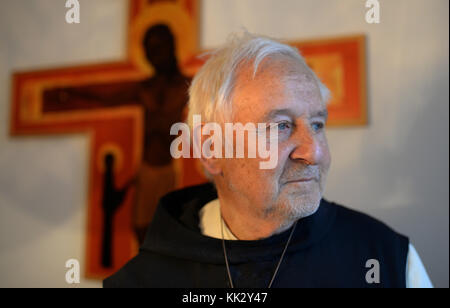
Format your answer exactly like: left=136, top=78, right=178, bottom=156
left=10, top=0, right=205, bottom=279
left=10, top=0, right=366, bottom=279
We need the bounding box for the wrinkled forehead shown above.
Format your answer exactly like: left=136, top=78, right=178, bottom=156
left=231, top=56, right=323, bottom=121
left=236, top=55, right=311, bottom=83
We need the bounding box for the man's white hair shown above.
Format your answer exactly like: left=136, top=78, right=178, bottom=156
left=187, top=31, right=330, bottom=129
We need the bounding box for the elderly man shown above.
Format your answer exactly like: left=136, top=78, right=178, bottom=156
left=104, top=32, right=432, bottom=288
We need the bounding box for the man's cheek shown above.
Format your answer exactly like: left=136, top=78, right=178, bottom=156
left=227, top=159, right=259, bottom=184
left=320, top=147, right=331, bottom=177
left=278, top=144, right=294, bottom=163
left=319, top=138, right=331, bottom=168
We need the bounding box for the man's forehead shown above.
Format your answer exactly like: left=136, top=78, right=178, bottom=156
left=236, top=55, right=310, bottom=83
left=234, top=56, right=320, bottom=98
left=232, top=60, right=324, bottom=121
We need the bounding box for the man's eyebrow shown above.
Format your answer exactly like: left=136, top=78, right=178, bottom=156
left=263, top=108, right=328, bottom=121
left=310, top=109, right=328, bottom=120
left=262, top=109, right=296, bottom=121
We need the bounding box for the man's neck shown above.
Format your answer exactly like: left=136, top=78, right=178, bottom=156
left=217, top=192, right=295, bottom=241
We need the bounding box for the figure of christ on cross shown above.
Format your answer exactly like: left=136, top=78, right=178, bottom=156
left=43, top=24, right=191, bottom=246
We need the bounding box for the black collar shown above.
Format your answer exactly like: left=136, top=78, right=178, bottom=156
left=141, top=183, right=337, bottom=265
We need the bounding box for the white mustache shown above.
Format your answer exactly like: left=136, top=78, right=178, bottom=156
left=280, top=168, right=319, bottom=184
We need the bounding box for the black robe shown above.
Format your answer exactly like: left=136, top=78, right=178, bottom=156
left=104, top=183, right=408, bottom=288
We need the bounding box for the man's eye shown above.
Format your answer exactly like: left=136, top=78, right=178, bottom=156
left=277, top=122, right=291, bottom=131
left=312, top=122, right=325, bottom=132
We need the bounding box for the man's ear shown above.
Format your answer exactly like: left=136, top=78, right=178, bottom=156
left=193, top=123, right=223, bottom=176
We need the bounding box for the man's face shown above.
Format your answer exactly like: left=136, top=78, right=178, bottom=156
left=216, top=58, right=331, bottom=223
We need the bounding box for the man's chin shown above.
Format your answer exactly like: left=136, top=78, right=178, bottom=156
left=284, top=193, right=322, bottom=219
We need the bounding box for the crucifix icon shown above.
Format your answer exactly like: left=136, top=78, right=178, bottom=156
left=43, top=23, right=193, bottom=249
left=10, top=0, right=206, bottom=278
left=10, top=0, right=366, bottom=279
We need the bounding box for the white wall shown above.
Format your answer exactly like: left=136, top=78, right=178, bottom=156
left=0, top=0, right=448, bottom=287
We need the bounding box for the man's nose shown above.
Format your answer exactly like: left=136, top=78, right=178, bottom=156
left=289, top=124, right=320, bottom=165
